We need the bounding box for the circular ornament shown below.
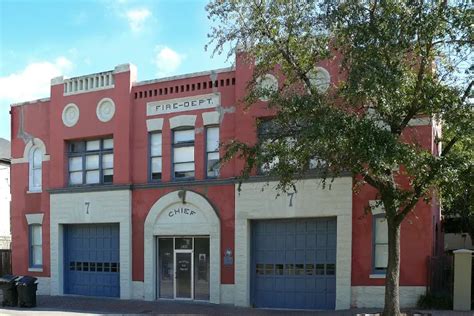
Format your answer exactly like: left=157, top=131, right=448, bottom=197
left=96, top=98, right=116, bottom=122
left=256, top=74, right=279, bottom=102
left=62, top=103, right=80, bottom=127
left=308, top=66, right=331, bottom=93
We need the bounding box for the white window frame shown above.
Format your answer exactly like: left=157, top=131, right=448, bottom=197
left=28, top=147, right=43, bottom=192
left=149, top=132, right=162, bottom=181
left=205, top=126, right=220, bottom=178
left=373, top=214, right=388, bottom=274
left=172, top=129, right=195, bottom=179
left=29, top=224, right=43, bottom=269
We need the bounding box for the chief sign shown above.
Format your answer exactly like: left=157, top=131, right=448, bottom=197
left=147, top=93, right=220, bottom=116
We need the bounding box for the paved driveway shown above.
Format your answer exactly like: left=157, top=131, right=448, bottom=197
left=0, top=295, right=472, bottom=315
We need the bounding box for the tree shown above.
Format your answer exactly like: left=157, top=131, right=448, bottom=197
left=441, top=126, right=474, bottom=245
left=206, top=1, right=473, bottom=315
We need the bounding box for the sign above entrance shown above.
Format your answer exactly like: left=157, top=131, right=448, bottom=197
left=147, top=93, right=220, bottom=116
left=168, top=207, right=197, bottom=218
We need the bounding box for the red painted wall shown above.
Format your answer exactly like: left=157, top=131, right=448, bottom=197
left=9, top=54, right=440, bottom=289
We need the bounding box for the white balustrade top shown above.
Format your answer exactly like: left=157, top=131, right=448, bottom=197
left=63, top=71, right=115, bottom=95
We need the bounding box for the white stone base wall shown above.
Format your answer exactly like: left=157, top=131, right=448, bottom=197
left=36, top=277, right=51, bottom=295
left=351, top=286, right=426, bottom=308
left=133, top=281, right=145, bottom=300
left=220, top=284, right=235, bottom=305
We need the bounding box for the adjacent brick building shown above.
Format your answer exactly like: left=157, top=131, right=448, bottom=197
left=9, top=53, right=441, bottom=310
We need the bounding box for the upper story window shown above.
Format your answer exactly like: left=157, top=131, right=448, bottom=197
left=28, top=146, right=43, bottom=192
left=373, top=214, right=388, bottom=273
left=257, top=120, right=280, bottom=174
left=149, top=133, right=162, bottom=181
left=173, top=129, right=195, bottom=179
left=68, top=138, right=113, bottom=186
left=206, top=126, right=220, bottom=178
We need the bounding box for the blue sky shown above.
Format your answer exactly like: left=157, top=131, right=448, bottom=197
left=0, top=0, right=231, bottom=141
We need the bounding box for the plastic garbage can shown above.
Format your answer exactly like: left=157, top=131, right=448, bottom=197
left=16, top=276, right=38, bottom=308
left=0, top=274, right=18, bottom=307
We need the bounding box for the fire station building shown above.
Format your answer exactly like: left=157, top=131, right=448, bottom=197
left=10, top=53, right=441, bottom=310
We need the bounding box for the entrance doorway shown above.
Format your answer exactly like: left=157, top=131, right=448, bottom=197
left=157, top=237, right=210, bottom=301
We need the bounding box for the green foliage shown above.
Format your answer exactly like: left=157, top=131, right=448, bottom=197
left=208, top=1, right=472, bottom=314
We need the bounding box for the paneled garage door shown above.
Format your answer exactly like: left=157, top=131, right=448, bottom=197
left=64, top=224, right=120, bottom=297
left=251, top=218, right=336, bottom=310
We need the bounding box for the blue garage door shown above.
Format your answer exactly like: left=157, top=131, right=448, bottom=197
left=64, top=224, right=120, bottom=297
left=252, top=218, right=336, bottom=310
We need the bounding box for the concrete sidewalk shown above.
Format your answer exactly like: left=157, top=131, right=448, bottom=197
left=0, top=295, right=472, bottom=315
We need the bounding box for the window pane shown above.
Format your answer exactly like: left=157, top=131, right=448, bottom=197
left=69, top=171, right=83, bottom=184
left=33, top=169, right=42, bottom=187
left=69, top=141, right=85, bottom=153
left=86, top=140, right=100, bottom=151
left=69, top=157, right=83, bottom=171
left=206, top=127, right=219, bottom=152
left=151, top=133, right=162, bottom=156
left=174, top=146, right=194, bottom=163
left=174, top=170, right=194, bottom=178
left=375, top=217, right=388, bottom=243
left=86, top=170, right=100, bottom=184
left=151, top=157, right=162, bottom=172
left=103, top=169, right=113, bottom=183
left=102, top=154, right=113, bottom=169
left=33, top=148, right=42, bottom=167
left=207, top=153, right=219, bottom=177
left=174, top=162, right=194, bottom=172
left=32, top=225, right=42, bottom=245
left=375, top=244, right=388, bottom=268
left=103, top=138, right=114, bottom=149
left=86, top=155, right=99, bottom=170
left=32, top=245, right=42, bottom=265
left=174, top=129, right=194, bottom=143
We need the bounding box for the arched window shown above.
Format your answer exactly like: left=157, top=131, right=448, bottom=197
left=29, top=147, right=43, bottom=192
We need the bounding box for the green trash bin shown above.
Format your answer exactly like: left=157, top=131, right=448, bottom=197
left=16, top=276, right=38, bottom=308
left=0, top=274, right=18, bottom=307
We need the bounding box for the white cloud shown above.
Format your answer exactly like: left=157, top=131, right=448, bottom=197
left=125, top=8, right=151, bottom=32
left=153, top=46, right=185, bottom=77
left=0, top=57, right=73, bottom=103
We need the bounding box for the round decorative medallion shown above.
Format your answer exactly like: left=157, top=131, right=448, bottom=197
left=96, top=98, right=116, bottom=122
left=256, top=74, right=279, bottom=102
left=62, top=103, right=79, bottom=127
left=308, top=66, right=331, bottom=93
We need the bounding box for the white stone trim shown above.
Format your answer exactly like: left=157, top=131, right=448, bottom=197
left=202, top=111, right=220, bottom=126
left=134, top=67, right=234, bottom=87
left=114, top=63, right=136, bottom=74
left=408, top=117, right=431, bottom=126
left=143, top=190, right=221, bottom=303
left=369, top=274, right=386, bottom=279
left=50, top=190, right=132, bottom=299
left=234, top=178, right=353, bottom=310
left=146, top=118, right=164, bottom=132
left=351, top=286, right=425, bottom=308
left=51, top=76, right=64, bottom=86
left=25, top=213, right=44, bottom=225
left=96, top=97, right=116, bottom=122
left=169, top=115, right=197, bottom=129
left=369, top=200, right=385, bottom=215
left=62, top=103, right=80, bottom=127
left=28, top=267, right=43, bottom=272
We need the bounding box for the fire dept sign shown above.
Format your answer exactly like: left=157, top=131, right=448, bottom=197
left=147, top=93, right=220, bottom=116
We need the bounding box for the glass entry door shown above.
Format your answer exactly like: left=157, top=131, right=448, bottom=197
left=174, top=251, right=193, bottom=299
left=158, top=237, right=209, bottom=300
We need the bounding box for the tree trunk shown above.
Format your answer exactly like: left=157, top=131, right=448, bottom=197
left=383, top=217, right=402, bottom=316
